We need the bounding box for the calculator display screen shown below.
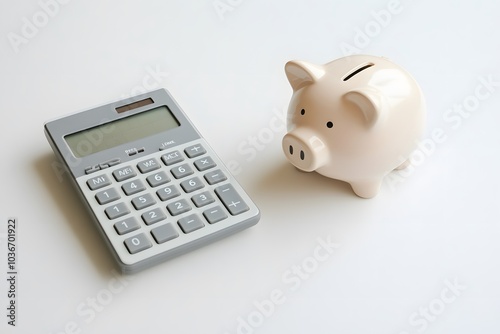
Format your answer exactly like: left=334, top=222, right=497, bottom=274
left=65, top=106, right=180, bottom=158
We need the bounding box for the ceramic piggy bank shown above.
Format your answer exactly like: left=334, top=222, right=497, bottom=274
left=282, top=55, right=425, bottom=198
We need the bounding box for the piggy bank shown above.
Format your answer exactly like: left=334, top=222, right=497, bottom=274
left=282, top=55, right=425, bottom=198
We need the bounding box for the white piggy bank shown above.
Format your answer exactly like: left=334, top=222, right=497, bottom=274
left=282, top=55, right=426, bottom=198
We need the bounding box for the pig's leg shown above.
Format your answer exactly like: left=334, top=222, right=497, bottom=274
left=395, top=159, right=411, bottom=170
left=350, top=180, right=382, bottom=199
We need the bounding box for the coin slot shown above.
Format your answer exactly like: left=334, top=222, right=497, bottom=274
left=342, top=63, right=374, bottom=81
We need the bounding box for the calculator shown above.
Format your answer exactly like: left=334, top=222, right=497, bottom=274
left=44, top=88, right=260, bottom=274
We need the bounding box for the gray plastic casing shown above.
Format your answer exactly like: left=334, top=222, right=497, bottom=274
left=44, top=88, right=260, bottom=274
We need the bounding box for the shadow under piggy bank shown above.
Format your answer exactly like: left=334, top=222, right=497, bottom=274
left=251, top=161, right=367, bottom=214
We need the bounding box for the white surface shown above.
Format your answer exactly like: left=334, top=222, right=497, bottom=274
left=1, top=0, right=499, bottom=333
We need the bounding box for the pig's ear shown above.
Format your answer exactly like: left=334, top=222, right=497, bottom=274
left=344, top=88, right=385, bottom=128
left=285, top=60, right=325, bottom=91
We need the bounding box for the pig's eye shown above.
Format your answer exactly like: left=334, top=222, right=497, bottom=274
left=326, top=121, right=334, bottom=128
left=300, top=109, right=305, bottom=115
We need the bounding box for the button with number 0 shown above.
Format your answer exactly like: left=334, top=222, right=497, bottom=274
left=124, top=233, right=152, bottom=254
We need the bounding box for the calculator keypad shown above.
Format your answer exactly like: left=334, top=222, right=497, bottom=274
left=79, top=140, right=258, bottom=268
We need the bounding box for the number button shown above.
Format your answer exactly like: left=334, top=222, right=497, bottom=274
left=171, top=163, right=194, bottom=179
left=124, top=233, right=152, bottom=254
left=95, top=188, right=120, bottom=205
left=180, top=177, right=204, bottom=193
left=104, top=202, right=130, bottom=220
left=191, top=191, right=215, bottom=208
left=131, top=194, right=156, bottom=210
left=114, top=217, right=140, bottom=235
left=146, top=171, right=170, bottom=187
left=167, top=199, right=192, bottom=216
left=157, top=185, right=181, bottom=201
left=122, top=179, right=146, bottom=195
left=141, top=208, right=166, bottom=225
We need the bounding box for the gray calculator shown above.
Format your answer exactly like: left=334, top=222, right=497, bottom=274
left=44, top=88, right=260, bottom=274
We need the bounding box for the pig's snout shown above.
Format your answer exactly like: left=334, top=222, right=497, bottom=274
left=282, top=128, right=328, bottom=172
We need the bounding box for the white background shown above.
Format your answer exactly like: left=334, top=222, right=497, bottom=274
left=1, top=0, right=500, bottom=333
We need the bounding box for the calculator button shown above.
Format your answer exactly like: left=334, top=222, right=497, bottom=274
left=180, top=177, right=204, bottom=193
left=100, top=158, right=121, bottom=169
left=184, top=144, right=206, bottom=158
left=131, top=194, right=156, bottom=210
left=87, top=174, right=111, bottom=190
left=193, top=156, right=216, bottom=171
left=151, top=223, right=179, bottom=244
left=161, top=150, right=184, bottom=166
left=191, top=191, right=215, bottom=208
left=178, top=214, right=204, bottom=233
left=146, top=171, right=170, bottom=187
left=171, top=163, right=194, bottom=179
left=95, top=188, right=121, bottom=205
left=141, top=208, right=166, bottom=225
left=137, top=158, right=161, bottom=173
left=215, top=184, right=249, bottom=215
left=204, top=169, right=227, bottom=185
left=122, top=179, right=146, bottom=196
left=105, top=202, right=130, bottom=220
left=124, top=233, right=152, bottom=254
left=167, top=199, right=192, bottom=216
left=84, top=165, right=101, bottom=175
left=203, top=206, right=228, bottom=224
left=104, top=158, right=121, bottom=167
left=156, top=185, right=181, bottom=201
left=112, top=166, right=136, bottom=182
left=114, top=217, right=140, bottom=235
